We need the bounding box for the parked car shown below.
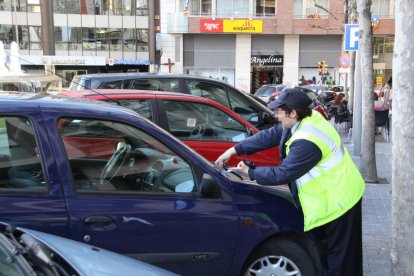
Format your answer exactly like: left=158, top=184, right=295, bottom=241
left=268, top=87, right=329, bottom=120
left=59, top=89, right=280, bottom=167
left=0, top=222, right=177, bottom=275
left=68, top=73, right=276, bottom=130
left=329, top=85, right=344, bottom=93
left=302, top=84, right=336, bottom=105
left=0, top=93, right=318, bottom=276
left=253, top=84, right=287, bottom=103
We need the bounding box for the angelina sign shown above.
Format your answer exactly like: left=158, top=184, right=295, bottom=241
left=251, top=55, right=283, bottom=66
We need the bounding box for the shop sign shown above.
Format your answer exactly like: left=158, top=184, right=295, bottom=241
left=113, top=59, right=150, bottom=65
left=200, top=19, right=223, bottom=33
left=20, top=55, right=106, bottom=66
left=223, top=20, right=263, bottom=33
left=376, top=75, right=383, bottom=84
left=251, top=55, right=283, bottom=66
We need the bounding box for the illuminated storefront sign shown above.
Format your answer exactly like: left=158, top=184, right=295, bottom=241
left=200, top=19, right=223, bottom=33
left=200, top=19, right=263, bottom=33
left=223, top=20, right=263, bottom=33
left=111, top=59, right=150, bottom=65
left=20, top=55, right=106, bottom=66
left=251, top=55, right=283, bottom=66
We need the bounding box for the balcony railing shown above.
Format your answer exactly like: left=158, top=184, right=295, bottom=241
left=167, top=12, right=188, bottom=33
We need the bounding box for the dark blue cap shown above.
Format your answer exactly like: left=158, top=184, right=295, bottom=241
left=267, top=88, right=312, bottom=110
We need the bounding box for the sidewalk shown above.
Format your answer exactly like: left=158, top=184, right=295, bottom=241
left=343, top=133, right=392, bottom=275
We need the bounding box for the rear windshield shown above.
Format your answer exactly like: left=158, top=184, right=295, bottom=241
left=255, top=87, right=276, bottom=97
left=69, top=76, right=90, bottom=91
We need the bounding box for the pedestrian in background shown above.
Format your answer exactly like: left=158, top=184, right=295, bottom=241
left=215, top=88, right=365, bottom=276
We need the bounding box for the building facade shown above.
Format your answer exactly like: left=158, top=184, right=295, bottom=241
left=0, top=0, right=395, bottom=91
left=0, top=0, right=151, bottom=86
left=160, top=0, right=395, bottom=92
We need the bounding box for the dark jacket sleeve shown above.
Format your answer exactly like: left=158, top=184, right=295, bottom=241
left=248, top=139, right=322, bottom=185
left=234, top=124, right=283, bottom=155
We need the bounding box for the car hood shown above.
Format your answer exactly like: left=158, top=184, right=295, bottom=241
left=20, top=228, right=178, bottom=276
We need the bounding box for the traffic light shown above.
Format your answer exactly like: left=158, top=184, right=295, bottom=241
left=317, top=60, right=328, bottom=76
left=318, top=65, right=323, bottom=75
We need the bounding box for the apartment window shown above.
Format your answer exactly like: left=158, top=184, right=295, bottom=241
left=188, top=0, right=211, bottom=16
left=109, top=28, right=122, bottom=52
left=217, top=0, right=249, bottom=18
left=92, top=0, right=110, bottom=15
left=55, top=26, right=82, bottom=51
left=136, top=29, right=148, bottom=52
left=0, top=25, right=14, bottom=47
left=53, top=0, right=81, bottom=14
left=255, top=0, right=275, bottom=17
left=0, top=0, right=26, bottom=11
left=372, top=0, right=392, bottom=17
left=29, top=26, right=42, bottom=50
left=96, top=28, right=109, bottom=50
left=0, top=0, right=13, bottom=11
left=108, top=0, right=122, bottom=15
left=122, top=29, right=136, bottom=51
left=18, top=26, right=29, bottom=50
left=136, top=0, right=148, bottom=16
left=294, top=0, right=328, bottom=18
left=27, top=0, right=40, bottom=12
left=82, top=27, right=97, bottom=51
left=122, top=0, right=134, bottom=15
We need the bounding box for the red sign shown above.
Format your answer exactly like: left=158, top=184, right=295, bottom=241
left=200, top=19, right=223, bottom=33
left=339, top=52, right=351, bottom=68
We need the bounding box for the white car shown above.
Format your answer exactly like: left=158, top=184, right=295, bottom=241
left=0, top=223, right=177, bottom=276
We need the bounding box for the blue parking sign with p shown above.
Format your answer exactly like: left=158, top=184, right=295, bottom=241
left=344, top=24, right=359, bottom=51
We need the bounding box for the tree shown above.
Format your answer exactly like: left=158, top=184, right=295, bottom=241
left=391, top=0, right=414, bottom=274
left=357, top=0, right=377, bottom=182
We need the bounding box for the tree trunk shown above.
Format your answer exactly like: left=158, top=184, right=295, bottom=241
left=357, top=0, right=377, bottom=182
left=391, top=1, right=414, bottom=274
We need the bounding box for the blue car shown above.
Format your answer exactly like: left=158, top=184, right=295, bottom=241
left=0, top=223, right=178, bottom=275
left=0, top=93, right=318, bottom=275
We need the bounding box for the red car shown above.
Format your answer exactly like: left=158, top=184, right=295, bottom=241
left=59, top=90, right=280, bottom=167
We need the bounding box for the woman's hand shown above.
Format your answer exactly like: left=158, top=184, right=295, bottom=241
left=214, top=147, right=236, bottom=168
left=236, top=161, right=249, bottom=175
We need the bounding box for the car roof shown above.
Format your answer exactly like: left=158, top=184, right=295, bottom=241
left=58, top=89, right=259, bottom=130
left=73, top=73, right=231, bottom=84
left=0, top=92, right=137, bottom=117
left=60, top=89, right=220, bottom=105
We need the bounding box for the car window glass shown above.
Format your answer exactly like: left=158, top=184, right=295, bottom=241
left=185, top=80, right=230, bottom=107
left=131, top=79, right=180, bottom=92
left=226, top=91, right=261, bottom=123
left=57, top=118, right=195, bottom=194
left=163, top=100, right=248, bottom=142
left=107, top=99, right=152, bottom=121
left=0, top=116, right=46, bottom=191
left=99, top=79, right=132, bottom=89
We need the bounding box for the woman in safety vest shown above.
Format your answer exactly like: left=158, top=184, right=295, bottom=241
left=215, top=87, right=365, bottom=276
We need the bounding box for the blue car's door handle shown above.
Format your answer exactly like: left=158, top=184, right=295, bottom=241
left=84, top=215, right=113, bottom=225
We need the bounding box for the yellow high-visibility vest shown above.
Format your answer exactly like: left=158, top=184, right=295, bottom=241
left=286, top=111, right=365, bottom=231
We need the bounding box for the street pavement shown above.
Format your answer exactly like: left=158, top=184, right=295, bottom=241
left=342, top=130, right=392, bottom=276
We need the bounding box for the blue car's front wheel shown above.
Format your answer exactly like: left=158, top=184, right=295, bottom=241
left=242, top=238, right=316, bottom=276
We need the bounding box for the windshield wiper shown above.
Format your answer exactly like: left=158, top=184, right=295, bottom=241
left=0, top=232, right=34, bottom=275
left=4, top=225, right=71, bottom=276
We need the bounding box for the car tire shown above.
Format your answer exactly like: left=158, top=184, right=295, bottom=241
left=242, top=238, right=317, bottom=276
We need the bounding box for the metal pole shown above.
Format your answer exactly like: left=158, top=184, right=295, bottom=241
left=352, top=51, right=362, bottom=155
left=148, top=0, right=155, bottom=72
left=40, top=0, right=55, bottom=55
left=13, top=0, right=19, bottom=46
